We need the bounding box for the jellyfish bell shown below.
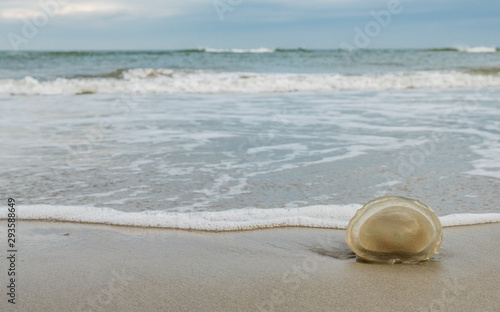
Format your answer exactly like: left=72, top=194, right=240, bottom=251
left=345, top=196, right=442, bottom=264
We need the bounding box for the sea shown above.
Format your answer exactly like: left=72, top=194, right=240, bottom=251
left=1, top=47, right=500, bottom=230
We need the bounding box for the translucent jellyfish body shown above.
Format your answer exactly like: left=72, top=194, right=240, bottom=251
left=345, top=196, right=442, bottom=264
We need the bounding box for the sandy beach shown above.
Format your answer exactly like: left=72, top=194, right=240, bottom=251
left=1, top=221, right=498, bottom=312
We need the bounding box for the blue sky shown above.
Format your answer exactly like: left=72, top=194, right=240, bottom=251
left=0, top=0, right=499, bottom=50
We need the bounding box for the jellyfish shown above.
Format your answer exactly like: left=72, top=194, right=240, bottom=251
left=345, top=196, right=442, bottom=264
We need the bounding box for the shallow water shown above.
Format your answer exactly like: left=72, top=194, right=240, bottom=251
left=1, top=49, right=499, bottom=228
left=1, top=89, right=499, bottom=217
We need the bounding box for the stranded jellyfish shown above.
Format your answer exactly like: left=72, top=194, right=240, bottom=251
left=345, top=196, right=442, bottom=264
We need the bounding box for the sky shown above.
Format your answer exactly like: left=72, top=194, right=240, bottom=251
left=0, top=0, right=499, bottom=50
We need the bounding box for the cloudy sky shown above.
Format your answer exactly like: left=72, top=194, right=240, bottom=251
left=0, top=0, right=498, bottom=50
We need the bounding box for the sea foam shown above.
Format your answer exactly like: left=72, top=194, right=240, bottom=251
left=2, top=69, right=500, bottom=95
left=457, top=46, right=497, bottom=53
left=1, top=205, right=499, bottom=231
left=203, top=47, right=276, bottom=53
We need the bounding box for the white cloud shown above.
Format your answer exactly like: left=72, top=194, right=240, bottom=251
left=0, top=0, right=363, bottom=21
left=0, top=0, right=194, bottom=21
left=0, top=0, right=443, bottom=22
left=59, top=3, right=126, bottom=15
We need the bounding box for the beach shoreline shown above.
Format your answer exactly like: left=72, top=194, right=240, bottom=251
left=1, top=221, right=498, bottom=311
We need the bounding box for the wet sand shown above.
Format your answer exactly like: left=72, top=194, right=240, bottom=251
left=0, top=222, right=499, bottom=311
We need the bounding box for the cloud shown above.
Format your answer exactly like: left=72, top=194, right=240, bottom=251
left=0, top=0, right=367, bottom=22
left=1, top=5, right=126, bottom=20
left=59, top=3, right=126, bottom=15
left=0, top=0, right=197, bottom=21
left=0, top=1, right=126, bottom=20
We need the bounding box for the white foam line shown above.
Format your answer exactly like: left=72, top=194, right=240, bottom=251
left=439, top=213, right=500, bottom=227
left=204, top=47, right=276, bottom=53
left=1, top=205, right=499, bottom=231
left=0, top=205, right=359, bottom=231
left=3, top=70, right=500, bottom=95
left=457, top=46, right=497, bottom=53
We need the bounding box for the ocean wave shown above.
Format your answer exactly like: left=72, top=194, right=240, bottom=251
left=1, top=205, right=499, bottom=231
left=2, top=69, right=500, bottom=95
left=201, top=47, right=307, bottom=53
left=425, top=46, right=497, bottom=53
left=465, top=67, right=500, bottom=75
left=203, top=47, right=276, bottom=53
left=424, top=48, right=461, bottom=52
left=457, top=46, right=497, bottom=53
left=71, top=68, right=129, bottom=79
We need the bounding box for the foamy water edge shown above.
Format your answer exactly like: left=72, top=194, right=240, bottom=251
left=2, top=69, right=500, bottom=95
left=1, top=205, right=499, bottom=231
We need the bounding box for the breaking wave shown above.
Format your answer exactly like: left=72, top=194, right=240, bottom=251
left=2, top=68, right=500, bottom=95
left=203, top=47, right=276, bottom=53
left=425, top=46, right=498, bottom=53
left=457, top=46, right=497, bottom=53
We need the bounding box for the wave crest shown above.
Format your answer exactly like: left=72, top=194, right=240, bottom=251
left=425, top=46, right=498, bottom=53
left=203, top=47, right=276, bottom=53
left=1, top=205, right=499, bottom=231
left=458, top=46, right=497, bottom=53
left=2, top=69, right=500, bottom=95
